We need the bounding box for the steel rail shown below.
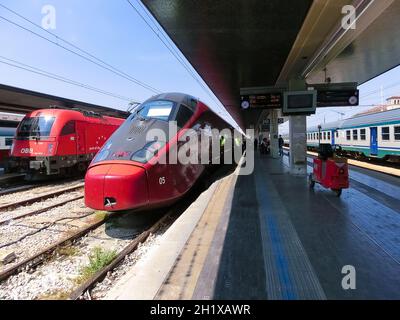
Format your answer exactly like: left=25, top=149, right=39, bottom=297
left=0, top=215, right=105, bottom=282
left=68, top=212, right=173, bottom=300
left=0, top=195, right=84, bottom=225
left=0, top=184, right=84, bottom=211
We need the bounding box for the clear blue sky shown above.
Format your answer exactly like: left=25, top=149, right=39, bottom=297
left=0, top=0, right=399, bottom=132
left=0, top=0, right=231, bottom=120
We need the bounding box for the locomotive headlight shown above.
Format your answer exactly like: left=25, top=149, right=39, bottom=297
left=131, top=140, right=165, bottom=163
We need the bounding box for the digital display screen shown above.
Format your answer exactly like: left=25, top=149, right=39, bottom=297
left=317, top=90, right=359, bottom=107
left=287, top=94, right=314, bottom=109
left=283, top=91, right=317, bottom=115
left=240, top=93, right=282, bottom=109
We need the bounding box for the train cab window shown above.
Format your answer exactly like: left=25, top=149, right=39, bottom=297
left=323, top=132, right=326, bottom=140
left=381, top=127, right=390, bottom=141
left=353, top=129, right=358, bottom=140
left=17, top=116, right=55, bottom=138
left=360, top=129, right=366, bottom=140
left=61, top=121, right=76, bottom=135
left=327, top=132, right=331, bottom=140
left=395, top=126, right=400, bottom=141
left=175, top=105, right=194, bottom=128
left=346, top=130, right=351, bottom=140
left=137, top=100, right=174, bottom=121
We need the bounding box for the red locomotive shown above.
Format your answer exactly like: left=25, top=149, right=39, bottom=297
left=8, top=109, right=124, bottom=179
left=309, top=144, right=349, bottom=196
left=85, top=93, right=239, bottom=212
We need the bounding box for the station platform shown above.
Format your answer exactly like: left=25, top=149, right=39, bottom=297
left=106, top=154, right=400, bottom=300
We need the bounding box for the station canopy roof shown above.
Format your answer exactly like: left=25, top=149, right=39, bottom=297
left=0, top=83, right=130, bottom=118
left=143, top=0, right=400, bottom=129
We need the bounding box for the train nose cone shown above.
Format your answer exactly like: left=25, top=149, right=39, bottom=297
left=84, top=163, right=148, bottom=211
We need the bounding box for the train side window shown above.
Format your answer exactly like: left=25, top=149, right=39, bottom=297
left=381, top=127, right=390, bottom=141
left=336, top=131, right=339, bottom=138
left=175, top=105, right=194, bottom=128
left=61, top=121, right=76, bottom=135
left=353, top=129, right=358, bottom=140
left=360, top=129, right=366, bottom=140
left=346, top=130, right=351, bottom=140
left=395, top=126, right=400, bottom=141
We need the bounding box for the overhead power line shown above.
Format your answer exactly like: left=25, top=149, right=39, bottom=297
left=125, top=0, right=225, bottom=112
left=0, top=55, right=139, bottom=103
left=0, top=4, right=161, bottom=94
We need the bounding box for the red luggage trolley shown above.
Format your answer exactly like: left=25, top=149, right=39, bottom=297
left=308, top=143, right=349, bottom=197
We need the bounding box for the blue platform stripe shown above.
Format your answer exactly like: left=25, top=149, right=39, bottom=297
left=253, top=157, right=326, bottom=300
left=266, top=215, right=296, bottom=300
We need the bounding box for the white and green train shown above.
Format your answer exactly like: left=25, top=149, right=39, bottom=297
left=0, top=112, right=23, bottom=165
left=307, top=108, right=400, bottom=162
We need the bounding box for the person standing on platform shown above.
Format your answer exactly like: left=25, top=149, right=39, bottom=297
left=278, top=135, right=284, bottom=156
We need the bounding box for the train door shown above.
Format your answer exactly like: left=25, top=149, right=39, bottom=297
left=331, top=130, right=335, bottom=145
left=75, top=121, right=86, bottom=155
left=370, top=127, right=378, bottom=156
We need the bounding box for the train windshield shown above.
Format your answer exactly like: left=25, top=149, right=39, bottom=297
left=16, top=116, right=55, bottom=138
left=134, top=100, right=174, bottom=121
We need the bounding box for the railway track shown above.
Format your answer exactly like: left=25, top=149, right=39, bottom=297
left=69, top=212, right=173, bottom=300
left=0, top=167, right=227, bottom=300
left=0, top=209, right=174, bottom=300
left=0, top=195, right=84, bottom=225
left=0, top=183, right=84, bottom=211
left=0, top=213, right=105, bottom=282
left=0, top=184, right=36, bottom=197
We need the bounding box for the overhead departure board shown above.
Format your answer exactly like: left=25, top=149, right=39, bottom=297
left=240, top=93, right=282, bottom=109
left=317, top=90, right=359, bottom=107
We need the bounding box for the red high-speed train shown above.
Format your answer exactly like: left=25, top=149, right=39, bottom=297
left=8, top=109, right=124, bottom=179
left=85, top=93, right=239, bottom=212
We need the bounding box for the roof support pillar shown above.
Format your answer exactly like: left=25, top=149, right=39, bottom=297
left=269, top=109, right=280, bottom=159
left=288, top=79, right=307, bottom=175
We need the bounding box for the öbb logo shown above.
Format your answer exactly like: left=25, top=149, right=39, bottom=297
left=20, top=148, right=33, bottom=154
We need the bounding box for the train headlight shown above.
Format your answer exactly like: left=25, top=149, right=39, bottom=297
left=131, top=140, right=165, bottom=163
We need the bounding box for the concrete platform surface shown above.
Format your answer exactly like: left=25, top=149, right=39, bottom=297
left=105, top=154, right=400, bottom=300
